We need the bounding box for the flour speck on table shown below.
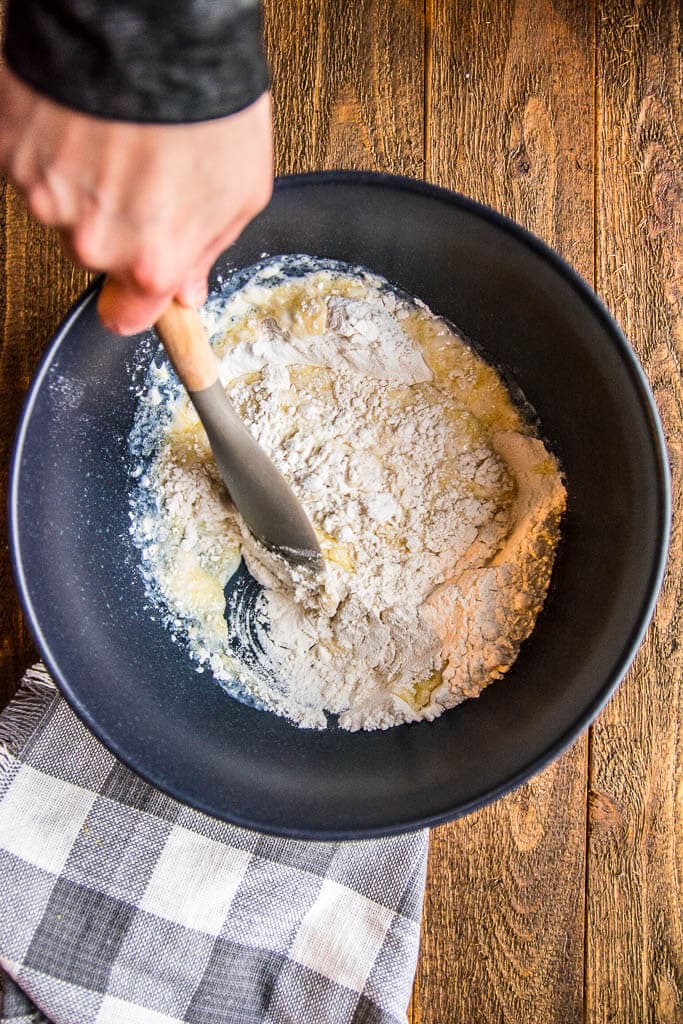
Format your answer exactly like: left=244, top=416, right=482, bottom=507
left=129, top=257, right=566, bottom=730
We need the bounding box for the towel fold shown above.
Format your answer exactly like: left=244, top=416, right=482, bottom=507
left=0, top=666, right=428, bottom=1024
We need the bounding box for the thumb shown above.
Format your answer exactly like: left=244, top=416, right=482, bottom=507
left=97, top=275, right=173, bottom=336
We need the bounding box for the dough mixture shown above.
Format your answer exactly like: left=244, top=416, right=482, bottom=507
left=129, top=258, right=566, bottom=730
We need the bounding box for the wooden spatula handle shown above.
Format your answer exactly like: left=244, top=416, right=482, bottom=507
left=155, top=301, right=218, bottom=393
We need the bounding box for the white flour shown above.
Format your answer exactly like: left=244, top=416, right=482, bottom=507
left=129, top=258, right=566, bottom=730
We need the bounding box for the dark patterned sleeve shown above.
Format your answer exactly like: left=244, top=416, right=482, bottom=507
left=2, top=0, right=269, bottom=123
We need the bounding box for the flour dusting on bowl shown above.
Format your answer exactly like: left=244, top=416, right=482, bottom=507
left=129, top=257, right=565, bottom=730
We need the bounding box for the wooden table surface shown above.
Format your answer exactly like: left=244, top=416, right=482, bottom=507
left=1, top=1, right=681, bottom=1021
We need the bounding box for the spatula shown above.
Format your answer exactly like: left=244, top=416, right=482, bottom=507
left=155, top=301, right=323, bottom=570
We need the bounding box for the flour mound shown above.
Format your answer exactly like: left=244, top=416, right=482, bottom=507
left=129, top=259, right=566, bottom=730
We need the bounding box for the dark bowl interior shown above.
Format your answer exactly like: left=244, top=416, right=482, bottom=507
left=10, top=173, right=670, bottom=838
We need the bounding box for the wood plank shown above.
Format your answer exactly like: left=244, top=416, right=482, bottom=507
left=263, top=0, right=425, bottom=177
left=414, top=2, right=595, bottom=1020
left=0, top=178, right=91, bottom=708
left=416, top=762, right=590, bottom=1023
left=587, top=2, right=683, bottom=1020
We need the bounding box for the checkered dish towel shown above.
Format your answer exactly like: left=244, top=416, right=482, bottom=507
left=0, top=665, right=428, bottom=1024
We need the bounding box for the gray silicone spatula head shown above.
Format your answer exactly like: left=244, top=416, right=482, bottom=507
left=155, top=301, right=323, bottom=571
left=189, top=380, right=322, bottom=565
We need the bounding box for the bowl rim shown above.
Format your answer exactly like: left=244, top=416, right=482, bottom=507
left=9, top=170, right=672, bottom=838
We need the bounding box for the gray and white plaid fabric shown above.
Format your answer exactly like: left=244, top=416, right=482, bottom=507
left=0, top=666, right=428, bottom=1024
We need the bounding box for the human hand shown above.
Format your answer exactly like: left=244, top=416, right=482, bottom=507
left=0, top=67, right=273, bottom=334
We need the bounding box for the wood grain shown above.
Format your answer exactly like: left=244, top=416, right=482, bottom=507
left=263, top=0, right=425, bottom=177
left=0, top=179, right=91, bottom=708
left=155, top=302, right=220, bottom=393
left=587, top=1, right=683, bottom=1020
left=414, top=2, right=595, bottom=1021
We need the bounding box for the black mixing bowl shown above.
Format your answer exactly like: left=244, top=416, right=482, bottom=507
left=9, top=172, right=670, bottom=838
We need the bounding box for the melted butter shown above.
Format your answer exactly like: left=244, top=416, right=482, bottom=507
left=315, top=529, right=356, bottom=571
left=167, top=400, right=200, bottom=435
left=163, top=422, right=209, bottom=463
left=288, top=364, right=333, bottom=393
left=273, top=366, right=334, bottom=413
left=394, top=669, right=444, bottom=711
left=404, top=311, right=524, bottom=433
left=227, top=370, right=262, bottom=388
left=268, top=274, right=365, bottom=337
left=217, top=273, right=369, bottom=352
left=165, top=549, right=234, bottom=617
